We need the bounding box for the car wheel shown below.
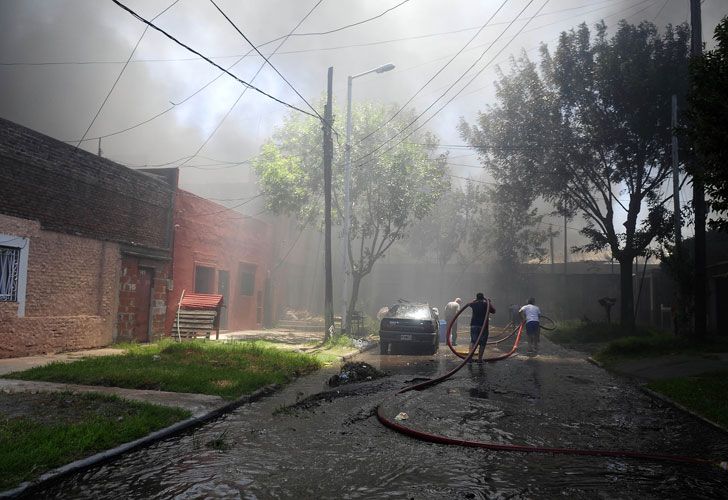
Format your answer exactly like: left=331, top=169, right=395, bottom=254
left=380, top=341, right=388, bottom=355
left=430, top=342, right=439, bottom=355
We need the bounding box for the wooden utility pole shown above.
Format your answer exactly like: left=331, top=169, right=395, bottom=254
left=671, top=95, right=681, bottom=247
left=563, top=215, right=568, bottom=275
left=691, top=0, right=707, bottom=338
left=323, top=67, right=334, bottom=341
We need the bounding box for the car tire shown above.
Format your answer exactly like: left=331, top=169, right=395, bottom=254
left=380, top=341, right=388, bottom=355
left=429, top=342, right=438, bottom=355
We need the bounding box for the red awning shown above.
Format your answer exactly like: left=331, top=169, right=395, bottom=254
left=180, top=292, right=223, bottom=310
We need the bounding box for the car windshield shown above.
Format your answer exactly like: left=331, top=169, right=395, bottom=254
left=388, top=304, right=431, bottom=320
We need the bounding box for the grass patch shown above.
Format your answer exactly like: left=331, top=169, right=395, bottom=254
left=647, top=370, right=728, bottom=429
left=594, top=334, right=728, bottom=365
left=546, top=320, right=653, bottom=345
left=2, top=340, right=323, bottom=400
left=0, top=392, right=188, bottom=491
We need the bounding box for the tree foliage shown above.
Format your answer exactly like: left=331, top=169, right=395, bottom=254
left=685, top=16, right=728, bottom=231
left=253, top=102, right=448, bottom=320
left=459, top=20, right=690, bottom=327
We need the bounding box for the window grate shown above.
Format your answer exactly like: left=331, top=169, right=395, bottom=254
left=0, top=246, right=20, bottom=302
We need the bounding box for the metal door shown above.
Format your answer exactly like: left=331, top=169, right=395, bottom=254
left=217, top=270, right=229, bottom=330
left=133, top=267, right=154, bottom=342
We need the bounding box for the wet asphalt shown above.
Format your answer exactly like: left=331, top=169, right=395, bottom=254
left=35, top=338, right=728, bottom=499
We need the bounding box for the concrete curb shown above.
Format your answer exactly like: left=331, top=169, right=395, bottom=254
left=0, top=384, right=278, bottom=499
left=1, top=341, right=375, bottom=498
left=638, top=385, right=728, bottom=435
left=585, top=356, right=603, bottom=368
left=586, top=355, right=728, bottom=436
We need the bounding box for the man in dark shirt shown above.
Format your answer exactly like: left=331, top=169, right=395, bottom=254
left=467, top=292, right=496, bottom=363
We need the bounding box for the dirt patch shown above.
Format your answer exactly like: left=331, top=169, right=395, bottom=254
left=0, top=392, right=143, bottom=426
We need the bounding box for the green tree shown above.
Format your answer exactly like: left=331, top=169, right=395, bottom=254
left=459, top=21, right=689, bottom=329
left=254, top=103, right=448, bottom=328
left=406, top=185, right=468, bottom=271
left=685, top=16, right=728, bottom=231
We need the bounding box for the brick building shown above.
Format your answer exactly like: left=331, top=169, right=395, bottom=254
left=163, top=187, right=272, bottom=333
left=0, top=118, right=175, bottom=357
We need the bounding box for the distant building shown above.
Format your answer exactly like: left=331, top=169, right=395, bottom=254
left=160, top=187, right=273, bottom=333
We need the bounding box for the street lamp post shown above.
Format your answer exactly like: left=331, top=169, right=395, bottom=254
left=342, top=62, right=395, bottom=333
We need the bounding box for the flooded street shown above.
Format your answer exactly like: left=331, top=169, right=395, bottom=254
left=39, top=339, right=728, bottom=499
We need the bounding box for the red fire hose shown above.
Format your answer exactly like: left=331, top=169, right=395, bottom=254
left=376, top=299, right=727, bottom=470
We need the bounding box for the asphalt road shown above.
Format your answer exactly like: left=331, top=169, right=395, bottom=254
left=38, top=338, right=728, bottom=499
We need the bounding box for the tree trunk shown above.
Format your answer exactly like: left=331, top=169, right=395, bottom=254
left=347, top=273, right=363, bottom=335
left=618, top=256, right=635, bottom=331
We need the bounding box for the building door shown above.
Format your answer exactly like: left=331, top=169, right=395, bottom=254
left=133, top=267, right=154, bottom=342
left=217, top=270, right=229, bottom=330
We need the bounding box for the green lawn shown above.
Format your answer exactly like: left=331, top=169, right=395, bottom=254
left=3, top=340, right=324, bottom=400
left=0, top=392, right=189, bottom=491
left=647, top=370, right=728, bottom=430
left=546, top=321, right=728, bottom=364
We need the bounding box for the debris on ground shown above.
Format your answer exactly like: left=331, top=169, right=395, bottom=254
left=328, top=362, right=386, bottom=387
left=394, top=412, right=409, bottom=421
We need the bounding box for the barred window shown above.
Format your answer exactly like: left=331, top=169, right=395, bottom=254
left=0, top=245, right=20, bottom=302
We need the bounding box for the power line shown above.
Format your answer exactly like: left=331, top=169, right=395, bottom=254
left=74, top=0, right=180, bottom=148
left=354, top=0, right=550, bottom=169
left=422, top=0, right=656, bottom=102
left=3, top=1, right=621, bottom=68
left=209, top=0, right=326, bottom=125
left=170, top=0, right=326, bottom=169
left=62, top=0, right=413, bottom=143
left=111, top=0, right=318, bottom=119
left=358, top=0, right=510, bottom=143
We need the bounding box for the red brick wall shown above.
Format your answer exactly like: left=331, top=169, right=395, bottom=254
left=0, top=214, right=120, bottom=358
left=117, top=256, right=171, bottom=342
left=166, top=190, right=272, bottom=333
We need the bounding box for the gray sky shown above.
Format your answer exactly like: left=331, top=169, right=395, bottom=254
left=1, top=0, right=726, bottom=236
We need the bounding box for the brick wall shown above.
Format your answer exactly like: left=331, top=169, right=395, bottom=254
left=0, top=214, right=120, bottom=358
left=0, top=117, right=175, bottom=250
left=165, top=190, right=272, bottom=333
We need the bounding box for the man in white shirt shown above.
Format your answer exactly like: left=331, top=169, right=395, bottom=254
left=444, top=298, right=462, bottom=345
left=519, top=297, right=541, bottom=354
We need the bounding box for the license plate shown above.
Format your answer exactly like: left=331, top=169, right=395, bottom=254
left=400, top=334, right=412, bottom=341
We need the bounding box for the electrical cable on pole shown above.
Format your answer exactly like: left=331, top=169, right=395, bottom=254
left=323, top=67, right=334, bottom=341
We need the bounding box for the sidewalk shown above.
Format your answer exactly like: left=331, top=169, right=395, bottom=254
left=0, top=348, right=126, bottom=376
left=601, top=352, right=728, bottom=381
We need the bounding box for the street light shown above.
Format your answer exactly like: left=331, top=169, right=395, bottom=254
left=342, top=62, right=395, bottom=333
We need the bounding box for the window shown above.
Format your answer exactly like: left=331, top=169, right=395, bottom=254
left=194, top=265, right=215, bottom=294
left=239, top=263, right=256, bottom=296
left=0, top=246, right=20, bottom=302
left=0, top=234, right=29, bottom=317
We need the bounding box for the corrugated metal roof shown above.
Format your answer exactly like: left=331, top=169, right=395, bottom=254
left=180, top=292, right=223, bottom=310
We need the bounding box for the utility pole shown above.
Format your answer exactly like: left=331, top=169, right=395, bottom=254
left=671, top=95, right=681, bottom=247
left=549, top=228, right=555, bottom=274
left=691, top=0, right=707, bottom=338
left=563, top=215, right=568, bottom=275
left=97, top=138, right=102, bottom=157
left=323, top=67, right=334, bottom=341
